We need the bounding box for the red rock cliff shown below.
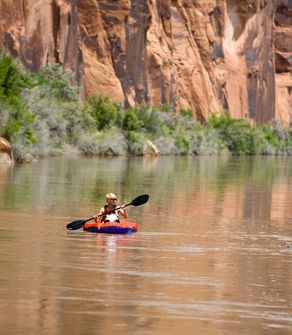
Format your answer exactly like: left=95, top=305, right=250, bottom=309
left=0, top=0, right=291, bottom=124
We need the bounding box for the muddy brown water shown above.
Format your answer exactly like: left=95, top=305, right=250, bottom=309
left=0, top=156, right=291, bottom=335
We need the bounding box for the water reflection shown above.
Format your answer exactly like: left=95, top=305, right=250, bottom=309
left=1, top=156, right=291, bottom=220
left=0, top=156, right=291, bottom=335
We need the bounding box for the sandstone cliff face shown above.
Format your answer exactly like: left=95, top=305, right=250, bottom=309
left=274, top=0, right=292, bottom=125
left=0, top=137, right=13, bottom=164
left=0, top=0, right=84, bottom=90
left=0, top=0, right=291, bottom=124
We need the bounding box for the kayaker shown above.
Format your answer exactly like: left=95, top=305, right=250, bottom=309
left=94, top=193, right=128, bottom=223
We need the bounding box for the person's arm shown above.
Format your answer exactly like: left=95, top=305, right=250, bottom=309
left=94, top=207, right=105, bottom=222
left=118, top=205, right=128, bottom=219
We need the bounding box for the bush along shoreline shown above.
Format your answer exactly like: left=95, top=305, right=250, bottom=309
left=1, top=54, right=292, bottom=163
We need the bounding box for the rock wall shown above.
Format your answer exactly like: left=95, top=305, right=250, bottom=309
left=0, top=0, right=84, bottom=90
left=274, top=0, right=292, bottom=125
left=0, top=0, right=291, bottom=124
left=0, top=137, right=14, bottom=164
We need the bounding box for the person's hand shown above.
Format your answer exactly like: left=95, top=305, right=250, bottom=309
left=93, top=214, right=100, bottom=222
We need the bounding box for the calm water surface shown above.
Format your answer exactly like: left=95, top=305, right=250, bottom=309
left=0, top=156, right=291, bottom=335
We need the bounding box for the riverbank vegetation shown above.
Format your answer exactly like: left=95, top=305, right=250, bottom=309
left=1, top=54, right=292, bottom=163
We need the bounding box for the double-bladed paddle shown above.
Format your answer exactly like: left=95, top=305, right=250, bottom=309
left=66, top=194, right=149, bottom=230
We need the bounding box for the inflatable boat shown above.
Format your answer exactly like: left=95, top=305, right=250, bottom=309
left=83, top=221, right=138, bottom=234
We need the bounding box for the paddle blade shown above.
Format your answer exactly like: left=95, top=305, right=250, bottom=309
left=66, top=218, right=93, bottom=230
left=130, top=194, right=149, bottom=207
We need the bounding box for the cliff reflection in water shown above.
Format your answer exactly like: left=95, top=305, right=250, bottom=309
left=1, top=156, right=291, bottom=220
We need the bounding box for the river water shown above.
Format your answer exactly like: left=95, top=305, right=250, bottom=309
left=0, top=156, right=291, bottom=335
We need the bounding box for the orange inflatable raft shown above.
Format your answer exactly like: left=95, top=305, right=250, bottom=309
left=83, top=221, right=138, bottom=234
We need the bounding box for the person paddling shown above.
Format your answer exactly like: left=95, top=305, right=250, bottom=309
left=66, top=194, right=149, bottom=231
left=94, top=193, right=128, bottom=224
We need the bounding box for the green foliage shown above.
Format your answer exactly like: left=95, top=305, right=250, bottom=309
left=132, top=105, right=161, bottom=134
left=189, top=128, right=227, bottom=155
left=96, top=128, right=126, bottom=156
left=157, top=104, right=172, bottom=113
left=261, top=125, right=281, bottom=147
left=207, top=113, right=292, bottom=155
left=31, top=64, right=78, bottom=101
left=179, top=108, right=193, bottom=118
left=125, top=130, right=144, bottom=155
left=208, top=112, right=252, bottom=132
left=83, top=95, right=120, bottom=130
left=0, top=55, right=31, bottom=100
left=208, top=113, right=257, bottom=154
left=125, top=130, right=141, bottom=143
left=259, top=121, right=292, bottom=154
left=1, top=52, right=292, bottom=162
left=77, top=128, right=126, bottom=156
left=122, top=108, right=143, bottom=132
left=62, top=101, right=96, bottom=143
left=0, top=100, right=37, bottom=143
left=174, top=132, right=190, bottom=155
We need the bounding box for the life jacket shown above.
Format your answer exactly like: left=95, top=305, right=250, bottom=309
left=101, top=204, right=120, bottom=222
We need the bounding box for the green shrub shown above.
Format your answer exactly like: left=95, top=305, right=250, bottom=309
left=83, top=95, right=120, bottom=130
left=155, top=110, right=177, bottom=131
left=190, top=128, right=228, bottom=155
left=125, top=130, right=141, bottom=142
left=0, top=100, right=37, bottom=143
left=179, top=108, right=193, bottom=118
left=96, top=128, right=126, bottom=156
left=0, top=55, right=31, bottom=100
left=156, top=104, right=172, bottom=113
left=259, top=121, right=292, bottom=154
left=133, top=105, right=162, bottom=134
left=173, top=132, right=190, bottom=155
left=23, top=86, right=69, bottom=149
left=261, top=125, right=281, bottom=148
left=122, top=108, right=143, bottom=132
left=77, top=133, right=100, bottom=156
left=78, top=128, right=126, bottom=156
left=31, top=64, right=78, bottom=102
left=125, top=130, right=145, bottom=155
left=208, top=113, right=257, bottom=154
left=62, top=101, right=96, bottom=143
left=1, top=52, right=291, bottom=161
left=208, top=112, right=236, bottom=129
left=154, top=136, right=179, bottom=155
